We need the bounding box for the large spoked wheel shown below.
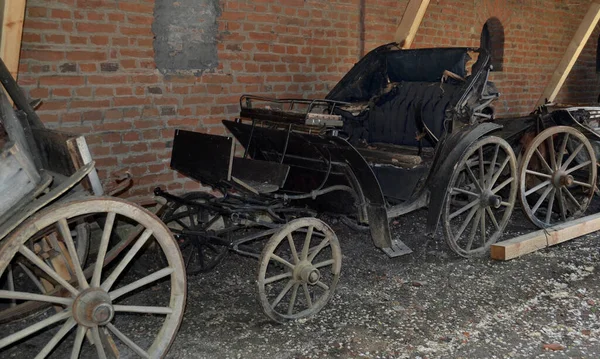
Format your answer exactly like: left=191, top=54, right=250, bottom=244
left=520, top=126, right=597, bottom=228
left=0, top=197, right=186, bottom=358
left=443, top=136, right=518, bottom=257
left=160, top=192, right=229, bottom=275
left=257, top=218, right=341, bottom=323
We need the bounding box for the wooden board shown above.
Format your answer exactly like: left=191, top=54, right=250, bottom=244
left=537, top=2, right=600, bottom=106
left=0, top=0, right=26, bottom=80
left=490, top=212, right=600, bottom=260
left=394, top=0, right=430, bottom=49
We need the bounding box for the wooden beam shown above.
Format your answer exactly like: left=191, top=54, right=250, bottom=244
left=394, top=0, right=430, bottom=49
left=490, top=212, right=600, bottom=261
left=0, top=0, right=26, bottom=81
left=537, top=2, right=600, bottom=106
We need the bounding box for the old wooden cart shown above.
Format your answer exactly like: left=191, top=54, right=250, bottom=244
left=0, top=60, right=186, bottom=358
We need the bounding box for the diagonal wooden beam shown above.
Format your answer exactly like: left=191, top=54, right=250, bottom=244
left=537, top=2, right=600, bottom=106
left=394, top=0, right=430, bottom=49
left=0, top=0, right=27, bottom=81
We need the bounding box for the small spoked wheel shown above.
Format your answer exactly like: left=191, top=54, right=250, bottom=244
left=443, top=136, right=518, bottom=257
left=160, top=192, right=229, bottom=275
left=0, top=197, right=186, bottom=358
left=520, top=126, right=597, bottom=228
left=257, top=218, right=341, bottom=322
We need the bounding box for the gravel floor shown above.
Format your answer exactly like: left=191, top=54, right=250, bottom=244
left=3, top=203, right=600, bottom=358
left=166, top=206, right=600, bottom=359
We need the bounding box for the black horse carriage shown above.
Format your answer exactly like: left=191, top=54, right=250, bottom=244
left=155, top=43, right=543, bottom=322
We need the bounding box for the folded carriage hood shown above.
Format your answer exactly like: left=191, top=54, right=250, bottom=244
left=325, top=44, right=471, bottom=103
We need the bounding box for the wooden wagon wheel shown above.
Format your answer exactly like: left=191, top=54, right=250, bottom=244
left=443, top=136, right=518, bottom=257
left=0, top=197, right=186, bottom=358
left=519, top=126, right=597, bottom=228
left=160, top=192, right=228, bottom=275
left=257, top=218, right=341, bottom=322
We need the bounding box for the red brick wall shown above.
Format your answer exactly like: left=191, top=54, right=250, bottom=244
left=17, top=0, right=600, bottom=198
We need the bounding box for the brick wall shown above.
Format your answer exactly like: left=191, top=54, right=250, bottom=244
left=17, top=0, right=600, bottom=198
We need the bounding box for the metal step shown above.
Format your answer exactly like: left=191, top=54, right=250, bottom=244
left=381, top=238, right=413, bottom=258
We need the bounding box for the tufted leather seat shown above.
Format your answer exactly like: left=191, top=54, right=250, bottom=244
left=366, top=81, right=463, bottom=147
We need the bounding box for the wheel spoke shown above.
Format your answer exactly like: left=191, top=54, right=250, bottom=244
left=269, top=254, right=295, bottom=270
left=315, top=281, right=329, bottom=290
left=478, top=146, right=485, bottom=187
left=302, top=283, right=313, bottom=309
left=287, top=233, right=299, bottom=264
left=109, top=267, right=174, bottom=301
left=113, top=305, right=173, bottom=315
left=492, top=177, right=514, bottom=194
left=0, top=310, right=71, bottom=350
left=271, top=280, right=295, bottom=309
left=307, top=236, right=331, bottom=262
left=565, top=160, right=592, bottom=174
left=546, top=188, right=556, bottom=225
left=17, top=262, right=47, bottom=293
left=287, top=283, right=299, bottom=316
left=557, top=188, right=567, bottom=221
left=526, top=169, right=552, bottom=179
left=58, top=218, right=89, bottom=290
left=488, top=144, right=500, bottom=185
left=490, top=157, right=511, bottom=187
left=451, top=187, right=479, bottom=197
left=465, top=165, right=483, bottom=192
left=454, top=205, right=479, bottom=239
left=561, top=142, right=584, bottom=170
left=558, top=133, right=569, bottom=166
left=264, top=272, right=292, bottom=285
left=35, top=317, right=76, bottom=359
left=465, top=210, right=482, bottom=252
left=91, top=326, right=108, bottom=359
left=313, top=259, right=335, bottom=269
left=535, top=148, right=553, bottom=174
left=70, top=326, right=87, bottom=359
left=485, top=207, right=499, bottom=230
left=532, top=186, right=553, bottom=215
left=573, top=180, right=593, bottom=188
left=0, top=290, right=73, bottom=305
left=547, top=134, right=557, bottom=170
left=101, top=228, right=153, bottom=292
left=106, top=323, right=150, bottom=358
left=92, top=212, right=116, bottom=288
left=6, top=264, right=15, bottom=307
left=480, top=208, right=486, bottom=246
left=563, top=187, right=583, bottom=210
left=19, top=245, right=79, bottom=296
left=525, top=180, right=551, bottom=197
left=449, top=198, right=480, bottom=220
left=301, top=226, right=314, bottom=261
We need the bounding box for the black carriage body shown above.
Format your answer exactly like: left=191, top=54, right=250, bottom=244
left=169, top=43, right=519, bottom=255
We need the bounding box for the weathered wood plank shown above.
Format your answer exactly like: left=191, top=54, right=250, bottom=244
left=537, top=2, right=600, bottom=106
left=0, top=0, right=26, bottom=80
left=394, top=0, right=430, bottom=49
left=490, top=212, right=600, bottom=260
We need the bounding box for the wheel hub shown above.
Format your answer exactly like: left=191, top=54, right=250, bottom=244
left=294, top=261, right=320, bottom=285
left=553, top=171, right=574, bottom=187
left=480, top=190, right=502, bottom=209
left=72, top=288, right=114, bottom=327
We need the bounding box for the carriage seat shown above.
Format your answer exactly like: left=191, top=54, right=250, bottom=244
left=366, top=80, right=462, bottom=148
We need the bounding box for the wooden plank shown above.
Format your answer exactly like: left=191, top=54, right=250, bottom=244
left=0, top=0, right=26, bottom=80
left=394, top=0, right=430, bottom=49
left=232, top=157, right=290, bottom=188
left=537, top=2, right=600, bottom=106
left=490, top=212, right=600, bottom=260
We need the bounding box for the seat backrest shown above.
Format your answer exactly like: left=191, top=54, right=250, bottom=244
left=367, top=81, right=462, bottom=147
